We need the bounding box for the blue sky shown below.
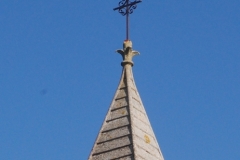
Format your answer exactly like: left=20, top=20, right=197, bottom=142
left=0, top=0, right=240, bottom=159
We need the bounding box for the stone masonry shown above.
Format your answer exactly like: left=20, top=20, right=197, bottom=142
left=88, top=41, right=164, bottom=160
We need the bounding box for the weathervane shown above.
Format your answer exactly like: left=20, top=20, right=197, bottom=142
left=113, top=0, right=142, bottom=40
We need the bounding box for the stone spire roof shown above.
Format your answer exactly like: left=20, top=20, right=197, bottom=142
left=88, top=40, right=164, bottom=160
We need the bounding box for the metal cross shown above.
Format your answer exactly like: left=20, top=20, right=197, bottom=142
left=113, top=0, right=142, bottom=40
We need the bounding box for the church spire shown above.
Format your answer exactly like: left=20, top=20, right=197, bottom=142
left=88, top=40, right=164, bottom=159
left=88, top=1, right=164, bottom=159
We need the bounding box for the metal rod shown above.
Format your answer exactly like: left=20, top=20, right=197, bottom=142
left=126, top=0, right=129, bottom=40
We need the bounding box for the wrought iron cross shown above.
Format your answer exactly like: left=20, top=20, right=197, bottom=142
left=113, top=0, right=142, bottom=40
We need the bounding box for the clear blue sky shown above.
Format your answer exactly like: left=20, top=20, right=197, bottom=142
left=0, top=0, right=239, bottom=159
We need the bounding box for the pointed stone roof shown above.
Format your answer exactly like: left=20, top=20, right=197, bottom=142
left=88, top=41, right=164, bottom=160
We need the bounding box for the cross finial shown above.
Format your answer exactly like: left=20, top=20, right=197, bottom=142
left=113, top=0, right=142, bottom=40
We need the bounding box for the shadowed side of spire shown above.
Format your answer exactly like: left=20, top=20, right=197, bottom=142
left=88, top=41, right=164, bottom=160
left=88, top=64, right=134, bottom=160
